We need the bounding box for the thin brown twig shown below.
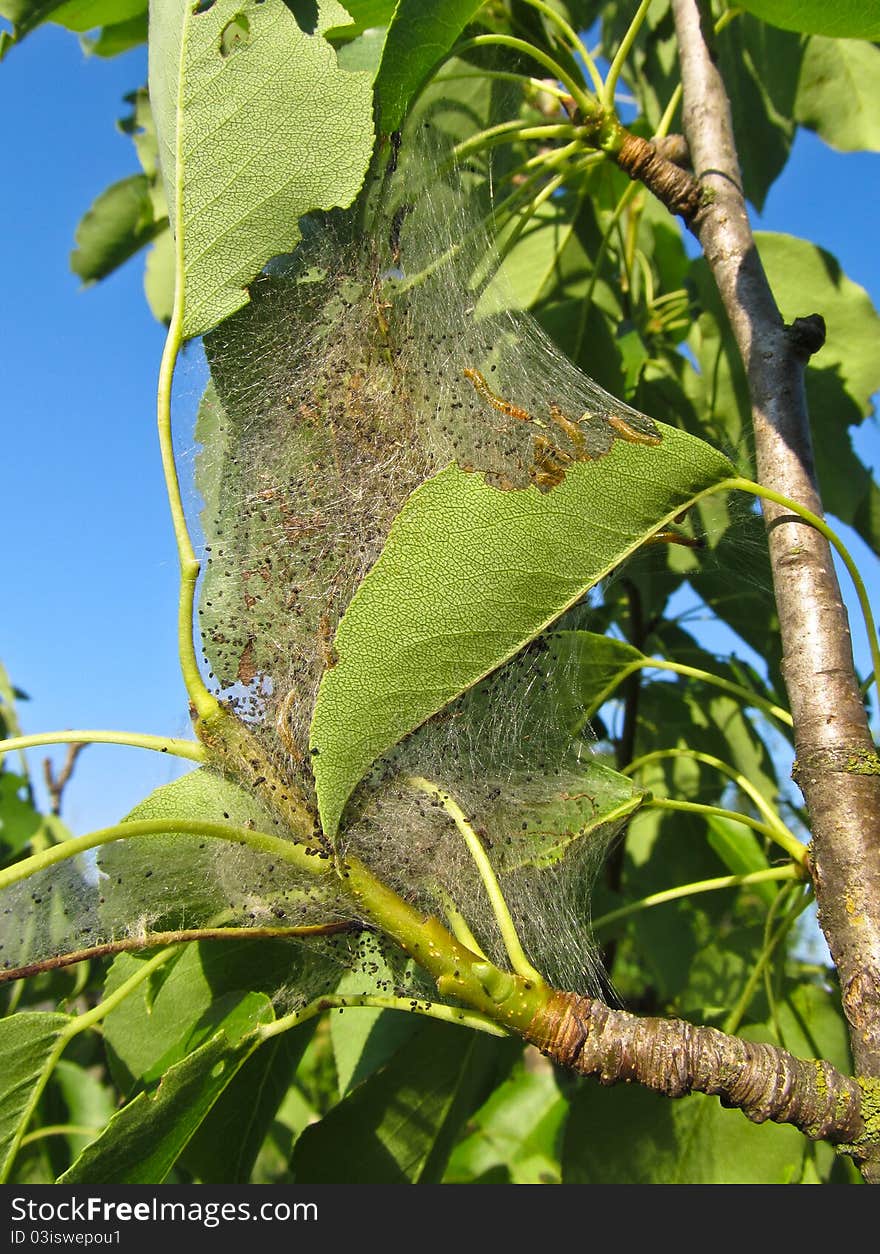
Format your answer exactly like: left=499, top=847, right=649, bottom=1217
left=43, top=743, right=86, bottom=816
left=0, top=920, right=362, bottom=985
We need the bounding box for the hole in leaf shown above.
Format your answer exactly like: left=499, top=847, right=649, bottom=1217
left=220, top=13, right=251, bottom=56
left=283, top=0, right=318, bottom=35
left=192, top=0, right=215, bottom=14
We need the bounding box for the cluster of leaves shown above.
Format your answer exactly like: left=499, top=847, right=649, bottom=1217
left=1, top=0, right=878, bottom=1183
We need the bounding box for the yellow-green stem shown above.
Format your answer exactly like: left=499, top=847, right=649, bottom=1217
left=157, top=300, right=218, bottom=723
left=457, top=34, right=594, bottom=117
left=646, top=795, right=796, bottom=852
left=261, top=992, right=508, bottom=1043
left=0, top=730, right=207, bottom=763
left=0, top=818, right=332, bottom=894
left=729, top=477, right=880, bottom=695
left=582, top=655, right=793, bottom=728
left=602, top=0, right=654, bottom=109
left=624, top=746, right=805, bottom=863
left=406, top=776, right=546, bottom=987
left=592, top=864, right=802, bottom=931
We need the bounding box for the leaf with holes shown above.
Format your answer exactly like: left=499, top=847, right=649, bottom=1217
left=148, top=0, right=375, bottom=338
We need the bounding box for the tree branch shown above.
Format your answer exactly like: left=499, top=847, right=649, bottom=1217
left=670, top=0, right=880, bottom=1165
left=527, top=990, right=879, bottom=1166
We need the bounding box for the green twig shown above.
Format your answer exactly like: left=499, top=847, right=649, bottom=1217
left=0, top=730, right=207, bottom=763
left=456, top=34, right=593, bottom=117
left=602, top=0, right=654, bottom=110
left=581, top=655, right=793, bottom=729
left=623, top=747, right=805, bottom=863
left=519, top=0, right=605, bottom=97
left=261, top=991, right=509, bottom=1043
left=157, top=299, right=218, bottom=723
left=729, top=477, right=880, bottom=697
left=406, top=776, right=546, bottom=987
left=645, top=795, right=797, bottom=852
left=0, top=817, right=331, bottom=894
left=592, top=864, right=802, bottom=931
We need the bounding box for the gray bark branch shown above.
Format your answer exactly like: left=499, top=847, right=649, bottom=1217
left=669, top=0, right=880, bottom=1120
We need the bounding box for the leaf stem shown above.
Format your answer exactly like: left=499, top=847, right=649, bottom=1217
left=582, top=655, right=793, bottom=728
left=623, top=746, right=805, bottom=863
left=0, top=731, right=207, bottom=763
left=602, top=0, right=653, bottom=109
left=645, top=795, right=796, bottom=851
left=729, top=477, right=880, bottom=696
left=723, top=884, right=811, bottom=1035
left=591, top=864, right=802, bottom=931
left=405, top=776, right=546, bottom=987
left=157, top=300, right=218, bottom=722
left=261, top=991, right=509, bottom=1043
left=0, top=818, right=332, bottom=894
left=519, top=0, right=605, bottom=97
left=456, top=34, right=593, bottom=117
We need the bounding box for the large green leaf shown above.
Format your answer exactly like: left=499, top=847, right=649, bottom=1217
left=374, top=0, right=486, bottom=133
left=60, top=993, right=274, bottom=1183
left=0, top=0, right=145, bottom=37
left=148, top=0, right=374, bottom=339
left=330, top=933, right=418, bottom=1096
left=181, top=1019, right=315, bottom=1183
left=795, top=37, right=880, bottom=152
left=444, top=1061, right=566, bottom=1183
left=70, top=174, right=165, bottom=284
left=291, top=1019, right=511, bottom=1182
left=311, top=428, right=736, bottom=837
left=81, top=11, right=147, bottom=56
left=716, top=16, right=803, bottom=210
left=0, top=1012, right=70, bottom=1181
left=562, top=1076, right=807, bottom=1183
left=737, top=0, right=880, bottom=39
left=103, top=934, right=332, bottom=1095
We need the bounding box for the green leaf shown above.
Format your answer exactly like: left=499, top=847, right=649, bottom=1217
left=704, top=815, right=776, bottom=906
left=60, top=993, right=274, bottom=1184
left=330, top=933, right=418, bottom=1096
left=148, top=0, right=375, bottom=339
left=70, top=174, right=164, bottom=285
left=325, top=0, right=395, bottom=41
left=562, top=1077, right=806, bottom=1183
left=374, top=0, right=486, bottom=133
left=182, top=1019, right=316, bottom=1182
left=144, top=226, right=175, bottom=324
left=311, top=428, right=736, bottom=837
left=444, top=1061, right=566, bottom=1183
left=795, top=37, right=880, bottom=152
left=291, top=1019, right=510, bottom=1182
left=49, top=0, right=146, bottom=32
left=0, top=772, right=43, bottom=857
left=52, top=1060, right=115, bottom=1160
left=715, top=15, right=802, bottom=210
left=103, top=934, right=330, bottom=1095
left=80, top=11, right=147, bottom=56
left=0, top=1012, right=70, bottom=1182
left=736, top=0, right=880, bottom=39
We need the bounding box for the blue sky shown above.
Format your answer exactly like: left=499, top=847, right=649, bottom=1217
left=3, top=23, right=879, bottom=836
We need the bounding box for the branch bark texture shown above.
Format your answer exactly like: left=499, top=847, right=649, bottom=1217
left=670, top=0, right=880, bottom=1115
left=527, top=991, right=878, bottom=1166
